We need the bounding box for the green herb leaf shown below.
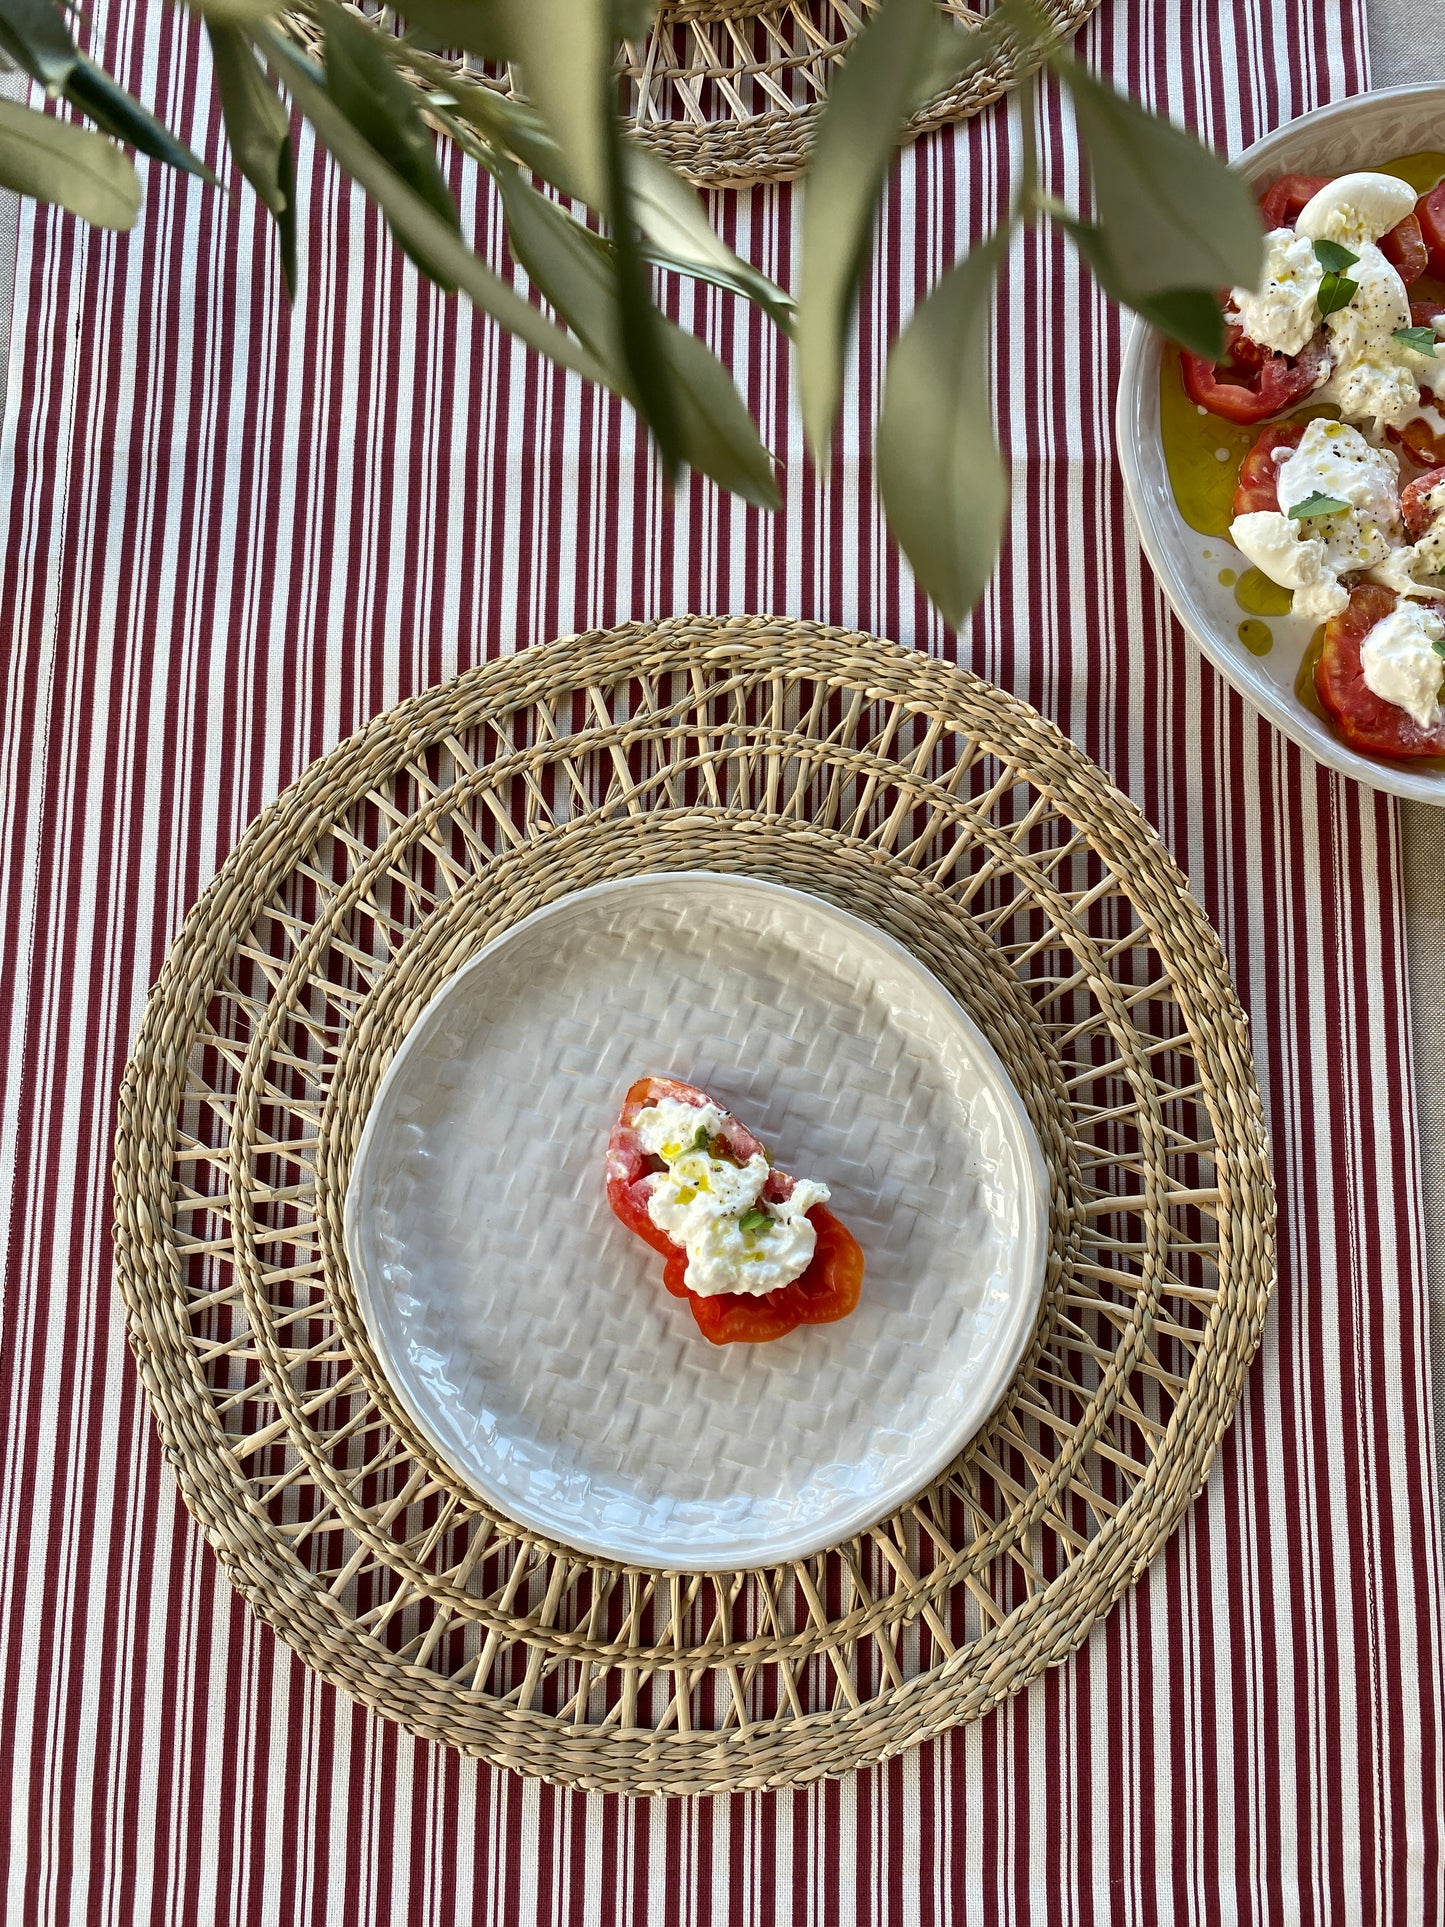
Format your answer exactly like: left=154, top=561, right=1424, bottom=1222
left=393, top=0, right=514, bottom=61
left=0, top=0, right=78, bottom=93
left=877, top=222, right=1012, bottom=628
left=1312, top=237, right=1359, bottom=274
left=1053, top=55, right=1263, bottom=303
left=1287, top=491, right=1350, bottom=520
left=492, top=162, right=778, bottom=505
left=262, top=29, right=608, bottom=385
left=208, top=23, right=296, bottom=296
left=321, top=0, right=460, bottom=286
left=1395, top=324, right=1440, bottom=357
left=738, top=1207, right=773, bottom=1235
left=1316, top=269, right=1358, bottom=318
left=64, top=56, right=217, bottom=181
left=0, top=95, right=139, bottom=225
left=1432, top=635, right=1445, bottom=662
left=798, top=0, right=959, bottom=457
left=688, top=1124, right=711, bottom=1153
left=1047, top=200, right=1226, bottom=356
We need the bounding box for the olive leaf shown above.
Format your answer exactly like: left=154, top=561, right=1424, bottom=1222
left=877, top=223, right=1012, bottom=628
left=0, top=94, right=139, bottom=225
left=320, top=0, right=460, bottom=286
left=0, top=0, right=79, bottom=93
left=798, top=0, right=958, bottom=458
left=392, top=0, right=514, bottom=62
left=65, top=55, right=217, bottom=179
left=494, top=163, right=778, bottom=507
left=627, top=149, right=795, bottom=335
left=492, top=0, right=611, bottom=210
left=1045, top=199, right=1225, bottom=357
left=262, top=29, right=608, bottom=385
left=208, top=22, right=296, bottom=295
left=1054, top=54, right=1263, bottom=303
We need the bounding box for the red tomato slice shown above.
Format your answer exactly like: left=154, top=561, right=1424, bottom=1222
left=1418, top=182, right=1445, bottom=277
left=1258, top=173, right=1332, bottom=229
left=1382, top=213, right=1429, bottom=286
left=606, top=1076, right=864, bottom=1346
left=1401, top=465, right=1445, bottom=538
left=1180, top=334, right=1328, bottom=425
left=1232, top=422, right=1306, bottom=516
left=1315, top=584, right=1445, bottom=759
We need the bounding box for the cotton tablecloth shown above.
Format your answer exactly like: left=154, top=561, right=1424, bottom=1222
left=3, top=0, right=1442, bottom=1919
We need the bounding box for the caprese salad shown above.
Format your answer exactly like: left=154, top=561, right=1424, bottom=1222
left=1182, top=165, right=1445, bottom=759
left=605, top=1076, right=864, bottom=1344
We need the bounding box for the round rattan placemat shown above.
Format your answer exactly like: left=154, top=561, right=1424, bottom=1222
left=367, top=0, right=1102, bottom=188
left=113, top=615, right=1274, bottom=1795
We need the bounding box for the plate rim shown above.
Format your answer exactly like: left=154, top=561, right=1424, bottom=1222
left=342, top=867, right=1051, bottom=1571
left=1115, top=81, right=1445, bottom=805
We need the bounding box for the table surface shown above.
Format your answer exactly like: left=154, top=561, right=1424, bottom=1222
left=2, top=2, right=1443, bottom=1923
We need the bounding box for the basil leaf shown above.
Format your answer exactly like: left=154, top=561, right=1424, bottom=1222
left=1395, top=325, right=1440, bottom=357
left=1312, top=238, right=1359, bottom=274
left=738, top=1207, right=773, bottom=1235
left=1316, top=270, right=1357, bottom=319
left=689, top=1124, right=712, bottom=1154
left=1287, top=491, right=1349, bottom=520
left=1433, top=635, right=1445, bottom=662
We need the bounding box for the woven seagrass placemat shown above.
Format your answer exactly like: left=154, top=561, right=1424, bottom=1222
left=112, top=615, right=1274, bottom=1794
left=386, top=0, right=1102, bottom=188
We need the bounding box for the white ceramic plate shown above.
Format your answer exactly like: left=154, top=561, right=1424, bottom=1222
left=343, top=873, right=1048, bottom=1570
left=1117, top=84, right=1445, bottom=803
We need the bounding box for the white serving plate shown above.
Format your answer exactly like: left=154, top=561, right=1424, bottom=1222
left=343, top=872, right=1048, bottom=1571
left=1117, top=84, right=1445, bottom=803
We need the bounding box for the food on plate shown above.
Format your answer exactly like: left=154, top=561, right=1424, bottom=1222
left=605, top=1075, right=864, bottom=1345
left=1171, top=161, right=1445, bottom=761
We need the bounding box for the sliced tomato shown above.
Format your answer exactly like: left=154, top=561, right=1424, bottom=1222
left=1388, top=410, right=1445, bottom=472
left=1401, top=465, right=1445, bottom=538
left=1418, top=182, right=1445, bottom=277
left=1382, top=212, right=1429, bottom=286
left=1315, top=583, right=1445, bottom=759
left=1180, top=333, right=1328, bottom=425
left=1233, top=422, right=1306, bottom=516
left=606, top=1076, right=864, bottom=1345
left=1258, top=172, right=1331, bottom=229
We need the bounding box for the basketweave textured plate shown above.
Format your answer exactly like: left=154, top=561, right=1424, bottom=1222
left=343, top=873, right=1048, bottom=1570
left=112, top=617, right=1276, bottom=1795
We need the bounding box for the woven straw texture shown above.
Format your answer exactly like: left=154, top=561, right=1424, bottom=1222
left=368, top=0, right=1100, bottom=187
left=112, top=615, right=1275, bottom=1796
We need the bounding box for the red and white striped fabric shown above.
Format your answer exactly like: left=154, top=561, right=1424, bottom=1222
left=3, top=0, right=1441, bottom=1919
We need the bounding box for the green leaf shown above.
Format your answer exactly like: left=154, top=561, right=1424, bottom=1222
left=1395, top=324, right=1438, bottom=357
left=0, top=0, right=78, bottom=92
left=738, top=1207, right=773, bottom=1235
left=876, top=223, right=1011, bottom=628
left=627, top=148, right=794, bottom=334
left=64, top=56, right=217, bottom=181
left=207, top=22, right=296, bottom=296
left=0, top=95, right=139, bottom=225
left=1054, top=54, right=1263, bottom=303
left=262, top=28, right=608, bottom=384
left=1287, top=491, right=1349, bottom=520
left=1048, top=202, right=1225, bottom=355
left=615, top=0, right=657, bottom=39
left=1316, top=270, right=1357, bottom=318
left=798, top=0, right=958, bottom=457
left=915, top=0, right=1058, bottom=102
left=321, top=0, right=460, bottom=286
left=393, top=0, right=513, bottom=62
left=493, top=0, right=611, bottom=210
left=1312, top=237, right=1358, bottom=274
left=493, top=163, right=777, bottom=504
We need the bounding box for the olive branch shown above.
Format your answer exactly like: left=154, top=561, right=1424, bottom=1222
left=0, top=0, right=1264, bottom=625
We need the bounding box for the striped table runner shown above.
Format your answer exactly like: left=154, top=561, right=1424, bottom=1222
left=3, top=0, right=1442, bottom=1919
